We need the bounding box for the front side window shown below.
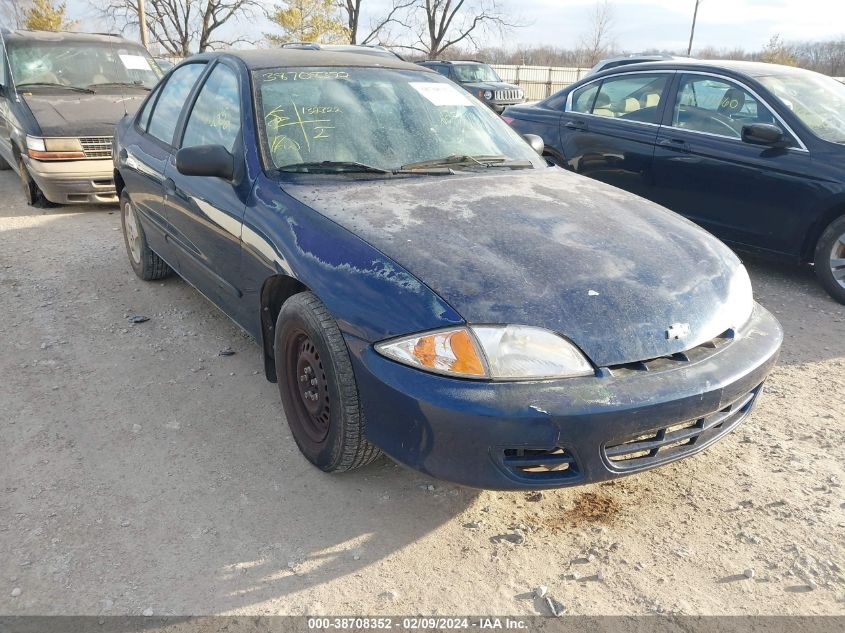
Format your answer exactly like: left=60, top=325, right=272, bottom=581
left=672, top=74, right=777, bottom=139
left=146, top=63, right=206, bottom=145
left=7, top=40, right=160, bottom=91
left=758, top=70, right=845, bottom=143
left=256, top=67, right=542, bottom=172
left=451, top=63, right=501, bottom=83
left=590, top=73, right=668, bottom=123
left=182, top=64, right=241, bottom=152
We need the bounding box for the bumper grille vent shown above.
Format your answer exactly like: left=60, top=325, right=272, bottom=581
left=500, top=447, right=579, bottom=483
left=80, top=136, right=113, bottom=159
left=608, top=330, right=734, bottom=377
left=604, top=385, right=760, bottom=470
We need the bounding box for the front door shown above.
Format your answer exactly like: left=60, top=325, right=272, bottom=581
left=651, top=72, right=818, bottom=256
left=163, top=61, right=251, bottom=324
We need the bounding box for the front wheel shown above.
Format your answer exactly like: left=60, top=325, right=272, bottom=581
left=814, top=215, right=845, bottom=305
left=18, top=156, right=50, bottom=207
left=274, top=292, right=381, bottom=472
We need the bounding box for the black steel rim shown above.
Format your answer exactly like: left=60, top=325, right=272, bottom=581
left=285, top=329, right=331, bottom=444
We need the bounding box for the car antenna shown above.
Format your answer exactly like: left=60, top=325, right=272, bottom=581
left=106, top=34, right=129, bottom=116
left=0, top=32, right=20, bottom=104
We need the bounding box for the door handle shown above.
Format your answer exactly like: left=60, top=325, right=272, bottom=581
left=118, top=149, right=128, bottom=162
left=657, top=138, right=690, bottom=152
left=564, top=120, right=588, bottom=131
left=163, top=177, right=176, bottom=196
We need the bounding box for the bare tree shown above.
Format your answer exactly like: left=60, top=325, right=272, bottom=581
left=337, top=0, right=415, bottom=45
left=100, top=0, right=261, bottom=56
left=401, top=0, right=517, bottom=59
left=580, top=0, right=614, bottom=67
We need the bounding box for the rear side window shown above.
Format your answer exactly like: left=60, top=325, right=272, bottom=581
left=146, top=63, right=206, bottom=145
left=136, top=84, right=161, bottom=131
left=181, top=64, right=241, bottom=152
left=432, top=65, right=451, bottom=77
left=590, top=74, right=668, bottom=123
left=569, top=82, right=599, bottom=113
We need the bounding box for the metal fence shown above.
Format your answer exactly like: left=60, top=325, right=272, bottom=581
left=490, top=65, right=592, bottom=100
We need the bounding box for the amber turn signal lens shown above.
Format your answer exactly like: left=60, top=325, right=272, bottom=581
left=412, top=329, right=485, bottom=376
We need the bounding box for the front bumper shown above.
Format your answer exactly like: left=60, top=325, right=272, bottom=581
left=346, top=304, right=782, bottom=489
left=25, top=157, right=117, bottom=205
left=489, top=100, right=524, bottom=113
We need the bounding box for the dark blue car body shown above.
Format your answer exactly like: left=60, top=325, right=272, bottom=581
left=114, top=50, right=782, bottom=489
left=503, top=60, right=845, bottom=271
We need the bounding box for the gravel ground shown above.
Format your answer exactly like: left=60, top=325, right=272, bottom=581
left=0, top=169, right=843, bottom=617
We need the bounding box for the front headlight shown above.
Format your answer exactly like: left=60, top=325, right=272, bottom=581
left=375, top=325, right=594, bottom=381
left=480, top=90, right=493, bottom=100
left=725, top=264, right=754, bottom=330
left=26, top=135, right=84, bottom=159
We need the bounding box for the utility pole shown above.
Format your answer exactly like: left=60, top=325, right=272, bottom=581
left=138, top=0, right=148, bottom=49
left=687, top=0, right=701, bottom=56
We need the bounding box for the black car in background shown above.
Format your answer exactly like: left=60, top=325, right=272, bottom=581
left=503, top=60, right=845, bottom=304
left=0, top=29, right=161, bottom=206
left=417, top=60, right=524, bottom=112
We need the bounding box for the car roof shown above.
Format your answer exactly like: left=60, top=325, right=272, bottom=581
left=1, top=29, right=138, bottom=45
left=591, top=58, right=811, bottom=79
left=192, top=48, right=429, bottom=72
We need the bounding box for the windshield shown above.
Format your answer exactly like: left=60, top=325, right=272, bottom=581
left=8, top=40, right=161, bottom=91
left=758, top=71, right=845, bottom=143
left=452, top=63, right=501, bottom=83
left=255, top=67, right=541, bottom=172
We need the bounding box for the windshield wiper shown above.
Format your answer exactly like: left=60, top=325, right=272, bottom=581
left=400, top=154, right=533, bottom=171
left=88, top=81, right=151, bottom=91
left=277, top=160, right=392, bottom=174
left=16, top=82, right=94, bottom=94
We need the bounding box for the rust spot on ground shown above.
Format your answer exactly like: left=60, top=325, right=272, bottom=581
left=543, top=491, right=621, bottom=530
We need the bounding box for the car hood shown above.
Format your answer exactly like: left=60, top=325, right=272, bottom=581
left=23, top=92, right=147, bottom=137
left=284, top=168, right=750, bottom=367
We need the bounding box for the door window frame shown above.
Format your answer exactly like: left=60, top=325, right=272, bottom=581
left=563, top=70, right=676, bottom=128
left=664, top=70, right=809, bottom=152
left=175, top=59, right=243, bottom=151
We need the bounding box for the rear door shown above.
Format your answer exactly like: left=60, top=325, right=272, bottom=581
left=120, top=61, right=207, bottom=265
left=650, top=72, right=816, bottom=255
left=163, top=60, right=251, bottom=323
left=559, top=71, right=671, bottom=199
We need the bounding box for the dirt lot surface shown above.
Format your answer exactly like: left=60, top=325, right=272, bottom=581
left=0, top=169, right=843, bottom=617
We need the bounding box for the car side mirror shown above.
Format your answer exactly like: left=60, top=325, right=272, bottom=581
left=523, top=133, right=545, bottom=155
left=741, top=123, right=790, bottom=148
left=175, top=144, right=234, bottom=180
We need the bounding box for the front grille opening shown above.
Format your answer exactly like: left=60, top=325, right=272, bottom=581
left=604, top=385, right=760, bottom=469
left=501, top=447, right=580, bottom=482
left=608, top=329, right=735, bottom=377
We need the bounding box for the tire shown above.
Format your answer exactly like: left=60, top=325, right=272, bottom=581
left=814, top=215, right=845, bottom=305
left=120, top=191, right=172, bottom=281
left=274, top=292, right=381, bottom=472
left=18, top=156, right=51, bottom=207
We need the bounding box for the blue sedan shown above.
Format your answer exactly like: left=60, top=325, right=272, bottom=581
left=113, top=50, right=782, bottom=489
left=503, top=60, right=845, bottom=305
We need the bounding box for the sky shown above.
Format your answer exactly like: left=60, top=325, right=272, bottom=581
left=63, top=0, right=845, bottom=55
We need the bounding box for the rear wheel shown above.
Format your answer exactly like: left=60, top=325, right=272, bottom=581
left=120, top=191, right=172, bottom=281
left=18, top=156, right=50, bottom=207
left=274, top=292, right=381, bottom=472
left=814, top=214, right=845, bottom=304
